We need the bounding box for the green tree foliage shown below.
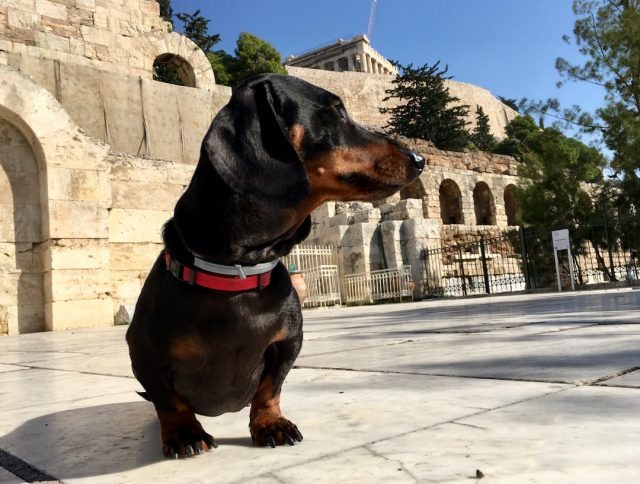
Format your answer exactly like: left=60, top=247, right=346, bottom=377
left=380, top=62, right=470, bottom=152
left=470, top=106, right=497, bottom=151
left=226, top=32, right=287, bottom=87
left=505, top=116, right=606, bottom=228
left=523, top=1, right=640, bottom=210
left=176, top=10, right=220, bottom=53
left=498, top=96, right=519, bottom=112
left=157, top=0, right=174, bottom=27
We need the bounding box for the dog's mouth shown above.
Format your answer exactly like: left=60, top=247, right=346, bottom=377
left=305, top=142, right=425, bottom=204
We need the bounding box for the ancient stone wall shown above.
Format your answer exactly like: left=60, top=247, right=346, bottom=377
left=0, top=0, right=215, bottom=89
left=5, top=54, right=230, bottom=164
left=287, top=66, right=518, bottom=139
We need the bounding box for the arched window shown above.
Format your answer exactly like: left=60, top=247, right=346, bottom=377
left=504, top=185, right=519, bottom=226
left=153, top=54, right=197, bottom=88
left=439, top=179, right=464, bottom=224
left=473, top=181, right=496, bottom=225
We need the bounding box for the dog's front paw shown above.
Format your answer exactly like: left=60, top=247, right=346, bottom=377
left=250, top=416, right=303, bottom=448
left=157, top=409, right=218, bottom=458
left=162, top=427, right=218, bottom=458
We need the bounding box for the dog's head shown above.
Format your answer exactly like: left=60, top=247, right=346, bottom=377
left=203, top=73, right=425, bottom=209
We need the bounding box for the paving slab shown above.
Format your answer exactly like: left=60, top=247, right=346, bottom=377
left=0, top=289, right=638, bottom=483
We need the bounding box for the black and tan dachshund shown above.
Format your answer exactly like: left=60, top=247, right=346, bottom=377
left=126, top=73, right=425, bottom=458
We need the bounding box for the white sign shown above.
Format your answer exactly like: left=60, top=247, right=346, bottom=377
left=551, top=229, right=575, bottom=291
left=552, top=229, right=570, bottom=251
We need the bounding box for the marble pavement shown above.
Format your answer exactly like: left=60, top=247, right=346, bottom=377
left=0, top=288, right=639, bottom=483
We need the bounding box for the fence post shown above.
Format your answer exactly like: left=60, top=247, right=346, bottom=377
left=479, top=236, right=491, bottom=294
left=519, top=226, right=531, bottom=291
left=603, top=208, right=617, bottom=281
left=457, top=245, right=468, bottom=296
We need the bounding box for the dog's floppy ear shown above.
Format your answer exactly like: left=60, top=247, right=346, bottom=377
left=202, top=77, right=308, bottom=208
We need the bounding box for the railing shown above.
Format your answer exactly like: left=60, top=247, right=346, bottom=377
left=282, top=244, right=338, bottom=274
left=342, top=266, right=414, bottom=304
left=302, top=265, right=341, bottom=308
left=422, top=215, right=639, bottom=298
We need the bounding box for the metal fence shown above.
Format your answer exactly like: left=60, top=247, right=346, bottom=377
left=342, top=266, right=414, bottom=304
left=282, top=244, right=415, bottom=307
left=422, top=216, right=640, bottom=298
left=281, top=244, right=341, bottom=308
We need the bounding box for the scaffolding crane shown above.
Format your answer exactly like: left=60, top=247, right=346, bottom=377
left=367, top=0, right=378, bottom=40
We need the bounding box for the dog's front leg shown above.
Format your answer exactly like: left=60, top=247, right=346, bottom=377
left=249, top=335, right=304, bottom=447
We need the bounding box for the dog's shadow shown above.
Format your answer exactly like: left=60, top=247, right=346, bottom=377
left=1, top=401, right=254, bottom=480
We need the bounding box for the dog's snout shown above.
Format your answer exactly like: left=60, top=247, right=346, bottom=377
left=410, top=151, right=425, bottom=171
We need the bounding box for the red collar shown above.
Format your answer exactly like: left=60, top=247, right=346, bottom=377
left=164, top=252, right=273, bottom=292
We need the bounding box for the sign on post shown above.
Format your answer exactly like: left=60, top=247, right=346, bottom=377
left=551, top=229, right=575, bottom=291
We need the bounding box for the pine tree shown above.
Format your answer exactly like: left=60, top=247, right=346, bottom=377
left=176, top=10, right=220, bottom=54
left=470, top=106, right=497, bottom=151
left=380, top=62, right=470, bottom=152
left=157, top=0, right=174, bottom=27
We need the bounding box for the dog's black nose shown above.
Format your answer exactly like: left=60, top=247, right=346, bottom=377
left=410, top=151, right=425, bottom=171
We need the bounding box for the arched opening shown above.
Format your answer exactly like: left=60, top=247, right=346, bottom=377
left=504, top=184, right=519, bottom=226
left=0, top=116, right=45, bottom=334
left=473, top=181, right=496, bottom=226
left=400, top=179, right=428, bottom=217
left=439, top=179, right=464, bottom=224
left=153, top=53, right=197, bottom=88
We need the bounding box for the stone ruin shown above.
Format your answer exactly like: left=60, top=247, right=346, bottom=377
left=0, top=0, right=520, bottom=334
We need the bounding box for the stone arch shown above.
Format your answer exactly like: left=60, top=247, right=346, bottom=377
left=400, top=178, right=428, bottom=217
left=504, top=184, right=519, bottom=226
left=473, top=181, right=496, bottom=226
left=439, top=179, right=464, bottom=224
left=146, top=32, right=216, bottom=90
left=0, top=65, right=112, bottom=332
left=153, top=53, right=197, bottom=88
left=0, top=117, right=45, bottom=334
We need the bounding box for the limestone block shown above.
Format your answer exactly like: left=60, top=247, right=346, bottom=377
left=307, top=224, right=348, bottom=247
left=44, top=268, right=110, bottom=302
left=108, top=155, right=170, bottom=183
left=76, top=0, right=96, bottom=12
left=400, top=219, right=441, bottom=241
left=380, top=220, right=403, bottom=242
left=329, top=213, right=350, bottom=227
left=48, top=199, right=108, bottom=239
left=111, top=180, right=184, bottom=211
left=35, top=31, right=70, bottom=52
left=35, top=0, right=67, bottom=19
left=111, top=269, right=145, bottom=300
left=108, top=208, right=169, bottom=243
left=351, top=208, right=381, bottom=224
left=40, top=15, right=78, bottom=38
left=165, top=162, right=195, bottom=185
left=7, top=9, right=38, bottom=30
left=0, top=202, right=41, bottom=242
left=45, top=298, right=112, bottom=330
left=341, top=245, right=370, bottom=275
left=93, top=6, right=108, bottom=28
left=9, top=52, right=58, bottom=96
left=109, top=242, right=162, bottom=271
left=0, top=242, right=37, bottom=273
left=0, top=271, right=43, bottom=305
left=45, top=238, right=109, bottom=271
left=343, top=222, right=379, bottom=248
left=3, top=302, right=45, bottom=335
left=47, top=167, right=110, bottom=202
left=380, top=221, right=403, bottom=269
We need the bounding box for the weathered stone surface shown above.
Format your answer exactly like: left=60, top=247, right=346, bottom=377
left=111, top=179, right=184, bottom=211
left=108, top=208, right=169, bottom=243
left=45, top=239, right=109, bottom=271
left=45, top=298, right=112, bottom=330
left=44, top=268, right=110, bottom=302
left=109, top=242, right=161, bottom=271
left=48, top=199, right=109, bottom=239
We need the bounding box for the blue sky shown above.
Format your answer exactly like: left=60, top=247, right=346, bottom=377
left=172, top=0, right=606, bottom=125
